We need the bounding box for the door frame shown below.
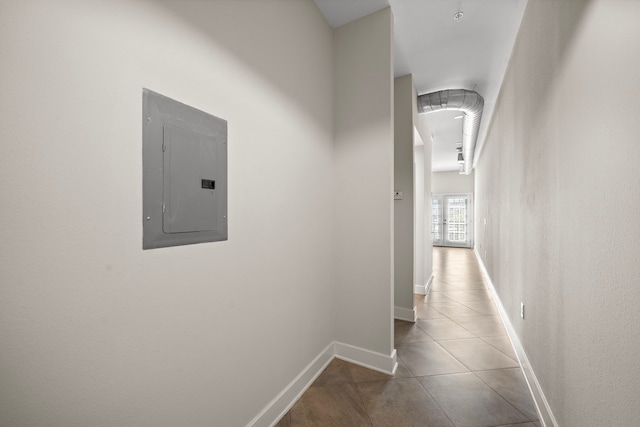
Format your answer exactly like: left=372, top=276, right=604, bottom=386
left=432, top=193, right=474, bottom=248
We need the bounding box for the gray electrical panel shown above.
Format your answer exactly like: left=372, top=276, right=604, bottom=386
left=143, top=89, right=227, bottom=249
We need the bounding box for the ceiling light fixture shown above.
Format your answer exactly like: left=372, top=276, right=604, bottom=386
left=453, top=11, right=464, bottom=21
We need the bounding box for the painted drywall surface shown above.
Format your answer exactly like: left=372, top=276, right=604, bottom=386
left=432, top=170, right=474, bottom=194
left=474, top=0, right=640, bottom=425
left=0, top=1, right=334, bottom=425
left=414, top=141, right=425, bottom=290
left=394, top=75, right=414, bottom=312
left=333, top=8, right=394, bottom=355
left=416, top=115, right=433, bottom=286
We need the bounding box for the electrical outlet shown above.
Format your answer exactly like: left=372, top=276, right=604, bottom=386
left=520, top=302, right=525, bottom=319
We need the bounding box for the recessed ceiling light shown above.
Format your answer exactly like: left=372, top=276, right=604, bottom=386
left=453, top=11, right=464, bottom=21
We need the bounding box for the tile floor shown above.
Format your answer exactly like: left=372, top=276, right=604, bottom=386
left=275, top=247, right=540, bottom=427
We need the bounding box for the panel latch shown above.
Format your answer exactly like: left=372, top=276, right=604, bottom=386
left=201, top=179, right=215, bottom=189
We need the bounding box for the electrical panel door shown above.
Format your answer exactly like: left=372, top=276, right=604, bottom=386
left=143, top=89, right=227, bottom=249
left=163, top=124, right=222, bottom=234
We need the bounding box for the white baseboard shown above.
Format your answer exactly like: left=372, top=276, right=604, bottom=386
left=247, top=343, right=333, bottom=427
left=248, top=341, right=397, bottom=427
left=473, top=248, right=558, bottom=427
left=334, top=341, right=397, bottom=375
left=394, top=305, right=417, bottom=322
left=414, top=273, right=434, bottom=295
left=425, top=273, right=434, bottom=294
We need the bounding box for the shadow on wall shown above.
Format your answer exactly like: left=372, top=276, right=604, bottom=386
left=155, top=0, right=336, bottom=134
left=515, top=0, right=592, bottom=128
left=156, top=0, right=393, bottom=138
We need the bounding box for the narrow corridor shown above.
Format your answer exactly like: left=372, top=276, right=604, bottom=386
left=276, top=248, right=540, bottom=427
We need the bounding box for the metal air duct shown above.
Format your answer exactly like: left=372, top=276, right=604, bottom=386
left=417, top=89, right=484, bottom=175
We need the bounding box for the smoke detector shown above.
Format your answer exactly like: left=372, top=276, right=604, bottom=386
left=453, top=11, right=464, bottom=21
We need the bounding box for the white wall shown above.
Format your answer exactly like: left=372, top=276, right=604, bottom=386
left=417, top=110, right=433, bottom=292
left=394, top=75, right=433, bottom=307
left=413, top=130, right=433, bottom=292
left=475, top=0, right=640, bottom=425
left=394, top=75, right=414, bottom=315
left=432, top=170, right=474, bottom=194
left=333, top=8, right=394, bottom=356
left=0, top=1, right=335, bottom=425
left=414, top=139, right=425, bottom=293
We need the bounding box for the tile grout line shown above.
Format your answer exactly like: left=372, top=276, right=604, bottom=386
left=426, top=287, right=521, bottom=363
left=431, top=338, right=476, bottom=374
left=431, top=248, right=539, bottom=426
left=351, top=382, right=375, bottom=427
left=419, top=253, right=526, bottom=388
left=473, top=370, right=541, bottom=423
left=392, top=248, right=540, bottom=427
left=415, top=310, right=507, bottom=345
left=413, top=373, right=458, bottom=427
left=479, top=336, right=520, bottom=362
left=346, top=362, right=373, bottom=427
left=419, top=273, right=492, bottom=375
left=416, top=368, right=531, bottom=424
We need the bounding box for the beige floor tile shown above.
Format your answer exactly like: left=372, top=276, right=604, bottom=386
left=441, top=289, right=492, bottom=302
left=313, top=358, right=354, bottom=387
left=445, top=280, right=488, bottom=290
left=475, top=368, right=539, bottom=420
left=458, top=299, right=500, bottom=315
left=438, top=338, right=519, bottom=371
left=427, top=301, right=485, bottom=318
left=428, top=280, right=462, bottom=292
left=416, top=303, right=447, bottom=320
left=481, top=335, right=518, bottom=359
left=418, top=373, right=529, bottom=427
left=280, top=248, right=539, bottom=427
left=356, top=378, right=453, bottom=427
left=290, top=383, right=371, bottom=426
left=415, top=317, right=476, bottom=340
left=449, top=315, right=507, bottom=338
left=396, top=342, right=469, bottom=376
left=422, top=291, right=457, bottom=304
left=394, top=320, right=434, bottom=345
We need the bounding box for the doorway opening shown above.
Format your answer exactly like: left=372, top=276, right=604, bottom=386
left=432, top=193, right=473, bottom=248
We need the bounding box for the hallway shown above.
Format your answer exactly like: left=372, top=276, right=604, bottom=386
left=276, top=248, right=540, bottom=426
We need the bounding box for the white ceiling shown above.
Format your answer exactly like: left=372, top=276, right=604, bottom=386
left=314, top=0, right=528, bottom=172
